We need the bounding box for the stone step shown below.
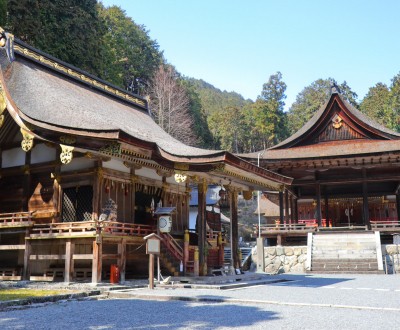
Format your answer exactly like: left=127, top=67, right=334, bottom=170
left=313, top=234, right=375, bottom=239
left=312, top=258, right=378, bottom=263
left=313, top=241, right=375, bottom=245
left=312, top=264, right=379, bottom=271
left=306, top=270, right=384, bottom=274
left=312, top=245, right=376, bottom=250
left=312, top=250, right=376, bottom=258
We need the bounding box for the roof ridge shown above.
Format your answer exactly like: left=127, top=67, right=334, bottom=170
left=13, top=38, right=148, bottom=111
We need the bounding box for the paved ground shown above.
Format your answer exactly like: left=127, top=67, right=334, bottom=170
left=1, top=274, right=400, bottom=329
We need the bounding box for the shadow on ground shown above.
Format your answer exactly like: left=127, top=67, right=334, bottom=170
left=270, top=274, right=354, bottom=287
left=0, top=298, right=279, bottom=329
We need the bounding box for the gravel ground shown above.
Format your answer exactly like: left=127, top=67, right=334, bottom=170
left=1, top=274, right=400, bottom=329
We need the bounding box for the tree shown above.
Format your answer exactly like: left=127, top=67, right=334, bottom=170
left=0, top=0, right=6, bottom=27
left=147, top=65, right=199, bottom=146
left=208, top=106, right=247, bottom=153
left=98, top=4, right=162, bottom=94
left=245, top=72, right=288, bottom=150
left=7, top=0, right=106, bottom=77
left=360, top=73, right=400, bottom=132
left=181, top=79, right=214, bottom=148
left=287, top=78, right=358, bottom=134
left=359, top=83, right=392, bottom=128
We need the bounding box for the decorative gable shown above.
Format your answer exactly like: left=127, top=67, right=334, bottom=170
left=313, top=113, right=365, bottom=143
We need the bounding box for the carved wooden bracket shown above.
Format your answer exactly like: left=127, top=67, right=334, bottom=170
left=60, top=144, right=74, bottom=164
left=21, top=128, right=34, bottom=152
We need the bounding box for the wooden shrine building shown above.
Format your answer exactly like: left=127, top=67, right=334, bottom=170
left=0, top=29, right=292, bottom=282
left=243, top=87, right=400, bottom=245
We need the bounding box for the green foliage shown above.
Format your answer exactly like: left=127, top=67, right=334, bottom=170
left=360, top=73, right=400, bottom=132
left=185, top=78, right=251, bottom=150
left=0, top=0, right=6, bottom=26
left=181, top=79, right=214, bottom=148
left=7, top=0, right=106, bottom=77
left=97, top=4, right=163, bottom=93
left=242, top=72, right=289, bottom=151
left=287, top=78, right=358, bottom=134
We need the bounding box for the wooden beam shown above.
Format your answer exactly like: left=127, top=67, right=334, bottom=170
left=118, top=239, right=126, bottom=283
left=197, top=180, right=207, bottom=275
left=229, top=188, right=240, bottom=270
left=30, top=254, right=65, bottom=260
left=284, top=190, right=290, bottom=224
left=23, top=239, right=31, bottom=280
left=0, top=244, right=26, bottom=250
left=279, top=191, right=284, bottom=223
left=92, top=240, right=102, bottom=284
left=316, top=183, right=322, bottom=227
left=65, top=240, right=74, bottom=283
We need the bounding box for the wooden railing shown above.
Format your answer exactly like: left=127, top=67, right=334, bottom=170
left=257, top=223, right=317, bottom=235
left=0, top=211, right=34, bottom=228
left=102, top=222, right=155, bottom=237
left=30, top=221, right=156, bottom=238
left=160, top=232, right=183, bottom=261
left=371, top=219, right=400, bottom=231
left=30, top=221, right=97, bottom=237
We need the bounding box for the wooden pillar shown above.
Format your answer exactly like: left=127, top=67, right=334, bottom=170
left=290, top=195, right=294, bottom=225
left=396, top=191, right=400, bottom=224
left=148, top=253, right=154, bottom=289
left=294, top=198, right=299, bottom=224
left=197, top=180, right=207, bottom=275
left=93, top=164, right=102, bottom=221
left=279, top=190, right=284, bottom=223
left=131, top=172, right=137, bottom=224
left=22, top=150, right=31, bottom=211
left=92, top=239, right=102, bottom=284
left=324, top=191, right=329, bottom=225
left=183, top=229, right=189, bottom=274
left=23, top=239, right=31, bottom=280
left=65, top=239, right=74, bottom=283
left=229, top=188, right=240, bottom=270
left=284, top=190, right=289, bottom=225
left=118, top=239, right=126, bottom=282
left=194, top=247, right=199, bottom=276
left=218, top=231, right=224, bottom=267
left=277, top=234, right=282, bottom=246
left=316, top=183, right=322, bottom=227
left=362, top=182, right=370, bottom=227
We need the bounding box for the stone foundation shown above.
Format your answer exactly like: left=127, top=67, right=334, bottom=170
left=382, top=244, right=400, bottom=274
left=253, top=245, right=308, bottom=274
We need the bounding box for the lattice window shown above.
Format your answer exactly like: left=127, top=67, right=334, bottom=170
left=62, top=186, right=93, bottom=222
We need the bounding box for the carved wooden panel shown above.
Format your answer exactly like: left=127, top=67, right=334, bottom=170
left=314, top=120, right=364, bottom=143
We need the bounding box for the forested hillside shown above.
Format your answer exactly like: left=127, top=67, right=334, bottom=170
left=1, top=0, right=400, bottom=152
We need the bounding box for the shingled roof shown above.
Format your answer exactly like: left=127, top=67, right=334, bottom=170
left=0, top=30, right=292, bottom=190
left=241, top=89, right=400, bottom=162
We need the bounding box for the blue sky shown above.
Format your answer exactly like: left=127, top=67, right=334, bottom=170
left=101, top=0, right=400, bottom=110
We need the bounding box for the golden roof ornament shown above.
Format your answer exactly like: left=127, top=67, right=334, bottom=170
left=332, top=114, right=343, bottom=129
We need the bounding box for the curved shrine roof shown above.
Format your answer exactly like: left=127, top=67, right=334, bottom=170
left=0, top=33, right=292, bottom=189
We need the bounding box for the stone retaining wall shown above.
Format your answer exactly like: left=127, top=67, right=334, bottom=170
left=382, top=244, right=400, bottom=274
left=252, top=246, right=308, bottom=274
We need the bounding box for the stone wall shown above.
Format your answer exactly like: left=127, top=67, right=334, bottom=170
left=382, top=244, right=400, bottom=274
left=253, top=246, right=308, bottom=274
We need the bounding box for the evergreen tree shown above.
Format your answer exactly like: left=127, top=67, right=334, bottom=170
left=7, top=0, right=106, bottom=77
left=287, top=78, right=358, bottom=134
left=98, top=4, right=163, bottom=93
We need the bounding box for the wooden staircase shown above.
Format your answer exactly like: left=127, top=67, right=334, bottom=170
left=309, top=232, right=384, bottom=274
left=159, top=233, right=183, bottom=276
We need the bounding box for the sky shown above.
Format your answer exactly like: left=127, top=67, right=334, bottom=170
left=101, top=0, right=400, bottom=110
